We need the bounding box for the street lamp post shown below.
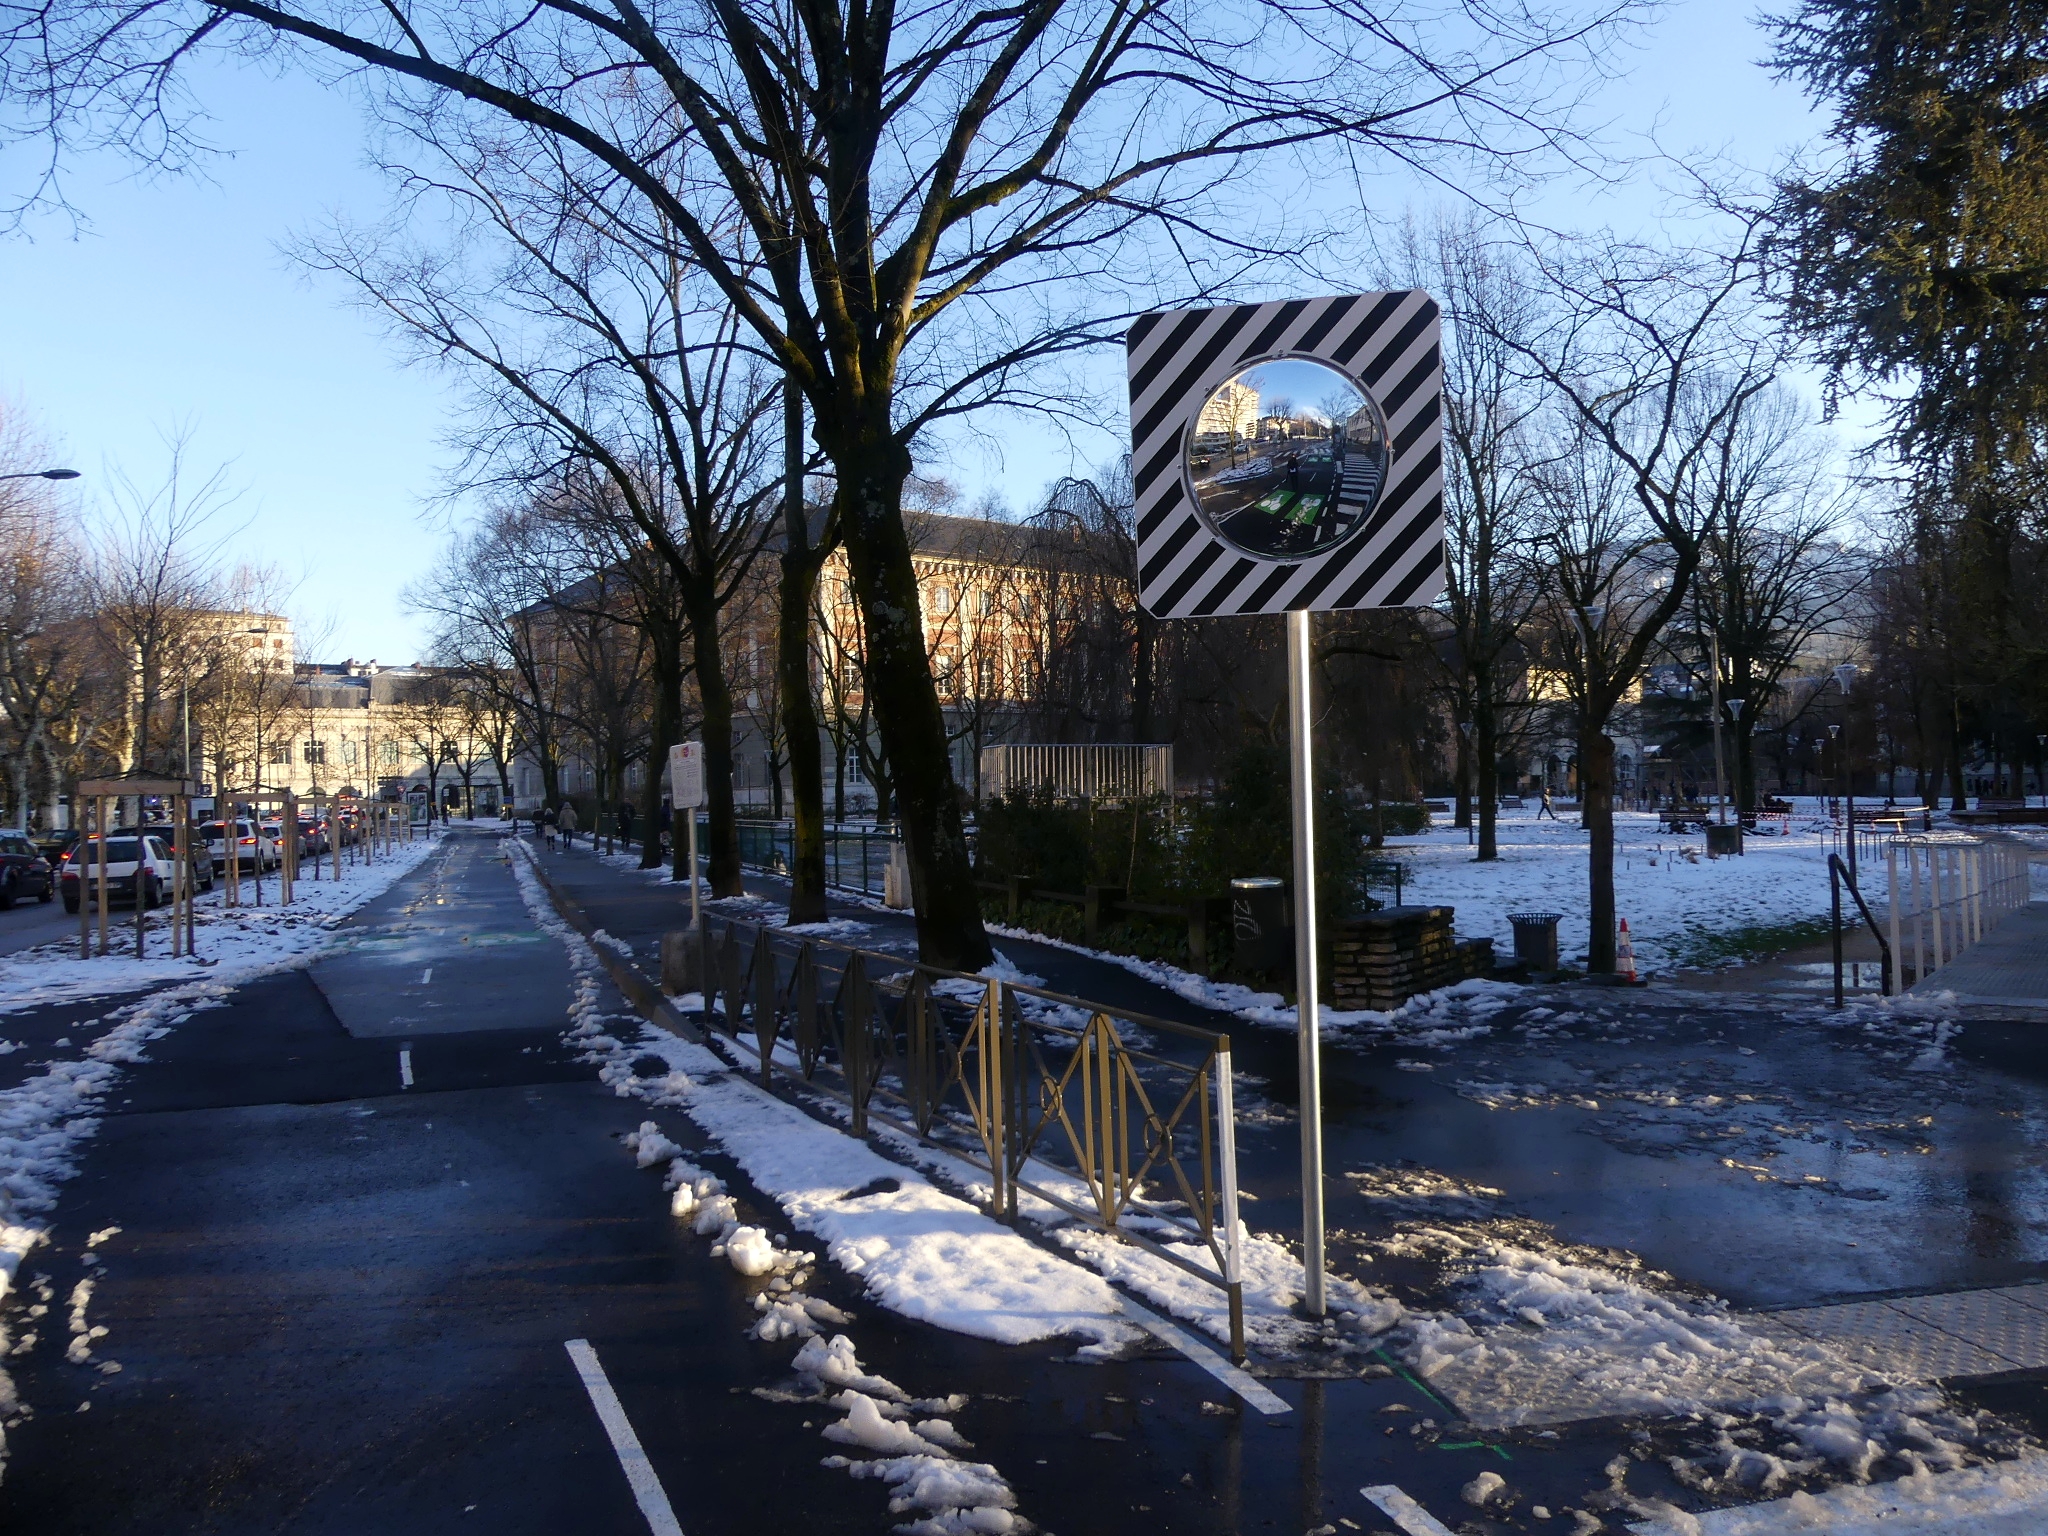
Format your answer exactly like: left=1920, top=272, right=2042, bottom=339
left=1458, top=720, right=1475, bottom=845
left=0, top=468, right=80, bottom=481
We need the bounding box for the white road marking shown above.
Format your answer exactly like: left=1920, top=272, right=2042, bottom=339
left=1116, top=1296, right=1291, bottom=1415
left=565, top=1339, right=685, bottom=1536
left=398, top=1049, right=413, bottom=1089
left=1361, top=1485, right=1455, bottom=1536
left=420, top=967, right=433, bottom=984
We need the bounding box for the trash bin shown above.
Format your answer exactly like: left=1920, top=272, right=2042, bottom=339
left=1506, top=910, right=1562, bottom=972
left=1230, top=877, right=1290, bottom=972
left=1705, top=823, right=1743, bottom=857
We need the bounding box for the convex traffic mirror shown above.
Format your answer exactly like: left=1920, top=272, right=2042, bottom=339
left=1183, top=356, right=1390, bottom=561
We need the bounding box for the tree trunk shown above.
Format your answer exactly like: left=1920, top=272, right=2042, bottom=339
left=1947, top=725, right=1967, bottom=812
left=1581, top=726, right=1618, bottom=973
left=643, top=636, right=682, bottom=871
left=1474, top=680, right=1499, bottom=862
left=830, top=429, right=992, bottom=969
left=774, top=475, right=834, bottom=917
left=685, top=590, right=745, bottom=896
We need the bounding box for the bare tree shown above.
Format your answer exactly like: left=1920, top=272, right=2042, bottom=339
left=300, top=141, right=778, bottom=893
left=85, top=437, right=249, bottom=777
left=0, top=404, right=96, bottom=828
left=1491, top=222, right=1781, bottom=972
left=408, top=509, right=577, bottom=812
left=1413, top=217, right=1549, bottom=860
left=15, top=0, right=1637, bottom=967
left=1677, top=385, right=1863, bottom=812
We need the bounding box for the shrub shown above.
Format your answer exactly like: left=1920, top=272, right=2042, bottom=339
left=974, top=742, right=1376, bottom=920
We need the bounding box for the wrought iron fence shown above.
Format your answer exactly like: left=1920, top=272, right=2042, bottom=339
left=695, top=913, right=1247, bottom=1357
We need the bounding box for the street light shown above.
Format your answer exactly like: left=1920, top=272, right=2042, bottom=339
left=0, top=468, right=80, bottom=481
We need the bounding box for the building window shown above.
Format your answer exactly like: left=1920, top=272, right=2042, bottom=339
left=976, top=588, right=995, bottom=617
left=380, top=741, right=399, bottom=767
left=269, top=742, right=293, bottom=766
left=304, top=739, right=327, bottom=767
left=932, top=585, right=954, bottom=616
left=976, top=653, right=1000, bottom=696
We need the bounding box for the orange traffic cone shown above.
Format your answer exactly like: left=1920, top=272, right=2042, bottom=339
left=1616, top=918, right=1637, bottom=982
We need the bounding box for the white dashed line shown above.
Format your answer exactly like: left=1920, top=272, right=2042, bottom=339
left=398, top=1049, right=413, bottom=1089
left=565, top=1339, right=685, bottom=1536
left=1361, top=1485, right=1455, bottom=1536
left=420, top=967, right=433, bottom=984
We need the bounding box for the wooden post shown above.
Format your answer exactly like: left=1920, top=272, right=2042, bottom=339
left=134, top=794, right=146, bottom=960
left=172, top=799, right=188, bottom=958
left=95, top=795, right=110, bottom=956
left=77, top=794, right=91, bottom=959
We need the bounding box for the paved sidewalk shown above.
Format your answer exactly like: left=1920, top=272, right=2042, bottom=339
left=1909, top=901, right=2048, bottom=1012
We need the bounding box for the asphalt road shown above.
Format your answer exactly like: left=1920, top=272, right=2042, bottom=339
left=11, top=828, right=1659, bottom=1536
left=0, top=885, right=75, bottom=959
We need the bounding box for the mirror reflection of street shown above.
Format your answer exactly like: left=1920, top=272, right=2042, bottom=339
left=1185, top=356, right=1389, bottom=560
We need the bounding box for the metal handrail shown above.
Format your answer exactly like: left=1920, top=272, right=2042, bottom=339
left=1828, top=853, right=1893, bottom=1008
left=1884, top=836, right=2033, bottom=994
left=697, top=912, right=1247, bottom=1359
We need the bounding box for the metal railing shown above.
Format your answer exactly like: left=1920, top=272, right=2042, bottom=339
left=979, top=743, right=1174, bottom=803
left=1829, top=853, right=1893, bottom=1008
left=696, top=913, right=1247, bottom=1358
left=731, top=820, right=905, bottom=900
left=1885, top=836, right=2033, bottom=993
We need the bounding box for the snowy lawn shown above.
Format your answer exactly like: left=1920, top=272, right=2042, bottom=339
left=1379, top=800, right=1882, bottom=976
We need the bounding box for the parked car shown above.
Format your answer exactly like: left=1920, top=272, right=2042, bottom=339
left=0, top=832, right=56, bottom=908
left=60, top=835, right=176, bottom=914
left=260, top=819, right=309, bottom=861
left=199, top=820, right=279, bottom=873
left=115, top=824, right=216, bottom=894
left=296, top=817, right=330, bottom=856
left=32, top=828, right=80, bottom=866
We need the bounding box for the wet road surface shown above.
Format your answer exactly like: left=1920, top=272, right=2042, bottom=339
left=7, top=828, right=1698, bottom=1536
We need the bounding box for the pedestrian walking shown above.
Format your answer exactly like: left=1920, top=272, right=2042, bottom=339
left=617, top=802, right=635, bottom=850
left=542, top=804, right=558, bottom=851
left=558, top=800, right=579, bottom=850
left=1537, top=786, right=1558, bottom=820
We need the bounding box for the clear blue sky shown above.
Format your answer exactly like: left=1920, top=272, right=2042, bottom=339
left=0, top=2, right=1833, bottom=661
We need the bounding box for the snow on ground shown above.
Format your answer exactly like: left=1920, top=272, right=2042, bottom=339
left=507, top=840, right=1141, bottom=1355
left=1381, top=801, right=1880, bottom=975
left=1629, top=1454, right=2048, bottom=1534
left=0, top=828, right=447, bottom=1014
left=516, top=845, right=1058, bottom=1532
left=518, top=841, right=1418, bottom=1365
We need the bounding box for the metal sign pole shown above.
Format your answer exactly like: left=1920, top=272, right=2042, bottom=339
left=1286, top=608, right=1326, bottom=1318
left=688, top=813, right=701, bottom=932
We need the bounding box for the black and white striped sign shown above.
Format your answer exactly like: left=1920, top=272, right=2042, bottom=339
left=1128, top=291, right=1443, bottom=618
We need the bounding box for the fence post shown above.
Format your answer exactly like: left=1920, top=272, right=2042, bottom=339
left=1006, top=874, right=1032, bottom=923
left=1888, top=842, right=1903, bottom=995
left=1084, top=884, right=1125, bottom=945
left=979, top=976, right=1007, bottom=1220
left=1214, top=1036, right=1246, bottom=1364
